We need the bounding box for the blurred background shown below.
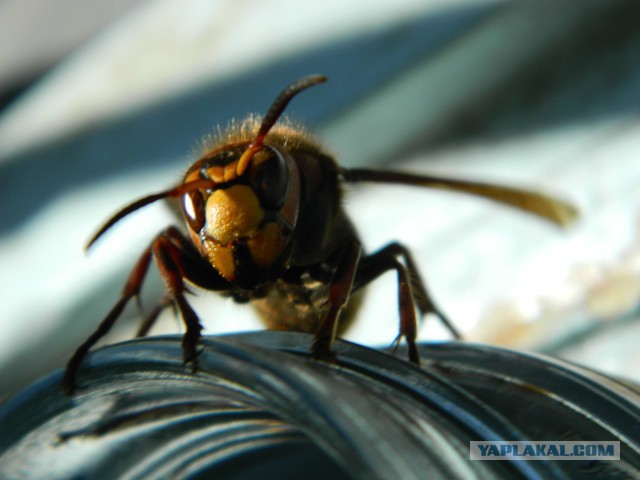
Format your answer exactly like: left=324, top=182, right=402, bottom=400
left=1, top=0, right=639, bottom=400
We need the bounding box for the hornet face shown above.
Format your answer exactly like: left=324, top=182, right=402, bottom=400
left=182, top=144, right=300, bottom=289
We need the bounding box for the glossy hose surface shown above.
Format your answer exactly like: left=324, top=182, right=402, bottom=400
left=1, top=332, right=638, bottom=479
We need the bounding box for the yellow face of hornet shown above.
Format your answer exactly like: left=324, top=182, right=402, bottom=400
left=181, top=145, right=300, bottom=288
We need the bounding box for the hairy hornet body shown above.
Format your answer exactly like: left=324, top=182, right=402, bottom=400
left=183, top=116, right=357, bottom=334
left=63, top=75, right=578, bottom=393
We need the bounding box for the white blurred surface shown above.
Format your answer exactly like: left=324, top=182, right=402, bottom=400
left=0, top=0, right=492, bottom=161
left=0, top=0, right=143, bottom=93
left=347, top=118, right=640, bottom=352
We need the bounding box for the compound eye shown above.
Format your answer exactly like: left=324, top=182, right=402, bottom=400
left=250, top=149, right=289, bottom=210
left=183, top=189, right=205, bottom=232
